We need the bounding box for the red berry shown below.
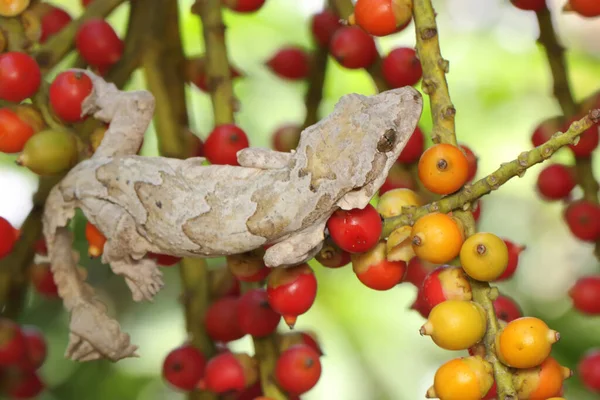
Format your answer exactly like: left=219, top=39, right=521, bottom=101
left=569, top=276, right=600, bottom=315
left=222, top=0, right=265, bottom=12
left=0, top=52, right=41, bottom=103
left=379, top=163, right=417, bottom=195
left=299, top=332, right=323, bottom=356
left=236, top=381, right=263, bottom=400
left=0, top=217, right=16, bottom=259
left=315, top=240, right=351, bottom=268
left=6, top=370, right=44, bottom=399
left=536, top=164, right=576, bottom=201
left=33, top=238, right=47, bottom=256
left=203, top=352, right=256, bottom=393
left=189, top=134, right=204, bottom=158
left=271, top=124, right=301, bottom=152
left=352, top=0, right=411, bottom=37
left=510, top=0, right=547, bottom=11
left=75, top=19, right=124, bottom=68
left=579, top=349, right=600, bottom=392
left=493, top=295, right=523, bottom=322
left=275, top=344, right=322, bottom=395
left=30, top=263, right=59, bottom=298
left=49, top=71, right=94, bottom=123
left=162, top=344, right=206, bottom=391
left=204, top=124, right=250, bottom=166
left=472, top=200, right=482, bottom=222
left=0, top=108, right=38, bottom=154
left=311, top=9, right=342, bottom=47
left=329, top=26, right=378, bottom=69
left=483, top=381, right=498, bottom=400
left=21, top=326, right=47, bottom=370
left=397, top=126, right=425, bottom=164
left=82, top=0, right=93, bottom=6
left=410, top=293, right=431, bottom=318
left=567, top=0, right=600, bottom=17
left=266, top=47, right=311, bottom=81
left=404, top=257, right=434, bottom=288
left=569, top=125, right=599, bottom=157
left=564, top=200, right=600, bottom=242
left=351, top=242, right=406, bottom=290
left=327, top=204, right=382, bottom=254
left=420, top=265, right=472, bottom=309
left=237, top=288, right=281, bottom=337
left=459, top=144, right=478, bottom=182
left=40, top=5, right=72, bottom=43
left=267, top=264, right=317, bottom=328
left=148, top=253, right=182, bottom=267
left=204, top=296, right=246, bottom=342
left=531, top=118, right=561, bottom=147
left=495, top=239, right=525, bottom=281
left=381, top=48, right=423, bottom=88
left=0, top=318, right=27, bottom=366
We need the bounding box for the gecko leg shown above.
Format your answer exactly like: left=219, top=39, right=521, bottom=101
left=263, top=220, right=327, bottom=267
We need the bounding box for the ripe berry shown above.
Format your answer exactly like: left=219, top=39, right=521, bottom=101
left=396, top=126, right=424, bottom=164
left=512, top=357, right=572, bottom=399
left=162, top=344, right=206, bottom=391
left=531, top=117, right=561, bottom=147
left=237, top=288, right=281, bottom=337
left=82, top=0, right=93, bottom=6
left=578, top=348, right=600, bottom=392
left=418, top=143, right=470, bottom=195
left=226, top=249, right=270, bottom=282
left=420, top=265, right=472, bottom=310
left=75, top=19, right=124, bottom=68
left=329, top=26, right=377, bottom=69
left=460, top=144, right=478, bottom=182
left=472, top=200, right=482, bottom=223
left=495, top=317, right=560, bottom=369
left=327, top=204, right=382, bottom=254
left=351, top=0, right=413, bottom=37
left=277, top=331, right=323, bottom=356
left=381, top=48, right=422, bottom=88
left=186, top=57, right=242, bottom=92
left=221, top=0, right=266, bottom=13
left=404, top=257, right=435, bottom=288
left=569, top=124, right=599, bottom=157
left=379, top=163, right=417, bottom=194
left=49, top=71, right=93, bottom=123
left=21, top=326, right=47, bottom=370
left=0, top=0, right=30, bottom=17
left=204, top=296, right=246, bottom=342
left=29, top=263, right=59, bottom=298
left=271, top=124, right=301, bottom=152
left=426, top=356, right=494, bottom=400
left=493, top=295, right=523, bottom=322
left=569, top=275, right=600, bottom=315
left=420, top=300, right=487, bottom=351
left=33, top=238, right=47, bottom=256
left=410, top=293, right=431, bottom=319
left=204, top=124, right=250, bottom=166
left=351, top=241, right=407, bottom=290
left=267, top=263, right=317, bottom=328
left=315, top=239, right=351, bottom=268
left=411, top=213, right=465, bottom=264
left=209, top=268, right=241, bottom=298
left=40, top=5, right=72, bottom=43
left=311, top=9, right=342, bottom=47
left=536, top=164, right=576, bottom=200
left=0, top=105, right=45, bottom=154
left=275, top=344, right=322, bottom=395
left=459, top=232, right=509, bottom=282
left=564, top=200, right=600, bottom=242
left=0, top=318, right=27, bottom=366
left=510, top=0, right=547, bottom=11
left=85, top=221, right=106, bottom=258
left=0, top=217, right=16, bottom=259
left=495, top=239, right=525, bottom=281
left=266, top=47, right=311, bottom=81
left=148, top=253, right=182, bottom=266
left=5, top=370, right=44, bottom=399
left=203, top=352, right=258, bottom=393
left=567, top=0, right=600, bottom=17
left=17, top=129, right=79, bottom=176
left=0, top=52, right=41, bottom=102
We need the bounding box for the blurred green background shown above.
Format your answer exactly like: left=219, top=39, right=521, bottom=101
left=1, top=0, right=600, bottom=399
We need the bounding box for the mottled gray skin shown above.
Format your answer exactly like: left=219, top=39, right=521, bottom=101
left=42, top=70, right=423, bottom=362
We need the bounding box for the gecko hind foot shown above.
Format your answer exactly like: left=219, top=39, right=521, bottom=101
left=110, top=258, right=164, bottom=302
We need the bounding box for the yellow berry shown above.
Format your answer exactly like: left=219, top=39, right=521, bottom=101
left=459, top=232, right=508, bottom=281
left=376, top=188, right=422, bottom=218
left=426, top=356, right=494, bottom=400
left=420, top=300, right=486, bottom=350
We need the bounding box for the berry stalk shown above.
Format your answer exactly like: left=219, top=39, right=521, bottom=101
left=410, top=0, right=517, bottom=397
left=301, top=41, right=328, bottom=130
left=535, top=7, right=600, bottom=258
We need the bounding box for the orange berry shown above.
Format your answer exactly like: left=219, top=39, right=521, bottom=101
left=512, top=357, right=572, bottom=400
left=376, top=188, right=422, bottom=218
left=496, top=317, right=560, bottom=369
left=459, top=232, right=509, bottom=281
left=411, top=213, right=464, bottom=264
left=426, top=356, right=494, bottom=400
left=85, top=221, right=106, bottom=258
left=420, top=300, right=486, bottom=350
left=418, top=143, right=469, bottom=195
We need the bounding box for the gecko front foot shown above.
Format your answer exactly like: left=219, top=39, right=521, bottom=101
left=110, top=258, right=164, bottom=302
left=67, top=300, right=138, bottom=362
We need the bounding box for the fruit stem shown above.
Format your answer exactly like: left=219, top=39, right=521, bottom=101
left=411, top=0, right=517, bottom=397
left=301, top=39, right=328, bottom=130
left=535, top=8, right=600, bottom=259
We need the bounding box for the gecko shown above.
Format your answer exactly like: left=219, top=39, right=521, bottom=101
left=42, top=70, right=423, bottom=362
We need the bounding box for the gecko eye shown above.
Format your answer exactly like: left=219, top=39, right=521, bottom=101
left=377, top=129, right=397, bottom=153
